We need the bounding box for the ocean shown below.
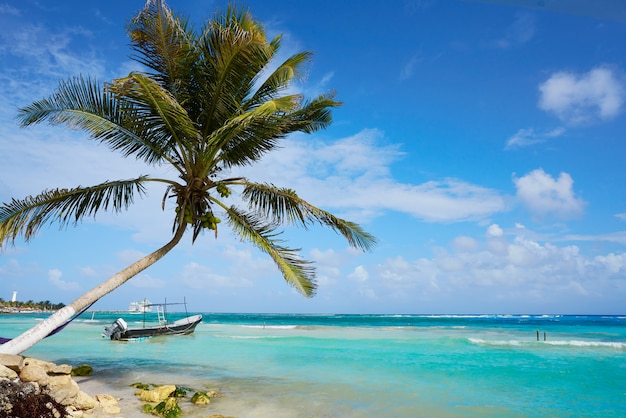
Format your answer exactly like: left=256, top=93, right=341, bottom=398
left=1, top=312, right=625, bottom=417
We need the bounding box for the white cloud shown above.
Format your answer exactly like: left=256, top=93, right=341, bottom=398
left=487, top=224, right=504, bottom=237
left=400, top=54, right=420, bottom=81
left=379, top=256, right=439, bottom=292
left=129, top=274, right=166, bottom=289
left=180, top=262, right=253, bottom=290
left=373, top=224, right=626, bottom=311
left=0, top=24, right=105, bottom=81
left=505, top=127, right=565, bottom=149
left=538, top=67, right=625, bottom=124
left=594, top=253, right=626, bottom=274
left=241, top=130, right=506, bottom=224
left=0, top=4, right=20, bottom=16
left=514, top=169, right=585, bottom=219
left=451, top=236, right=478, bottom=253
left=559, top=230, right=626, bottom=245
left=348, top=265, right=369, bottom=282
left=372, top=179, right=506, bottom=222
left=116, top=249, right=147, bottom=266
left=78, top=266, right=99, bottom=278
left=616, top=213, right=626, bottom=221
left=48, top=269, right=79, bottom=291
left=486, top=224, right=507, bottom=255
left=494, top=13, right=535, bottom=49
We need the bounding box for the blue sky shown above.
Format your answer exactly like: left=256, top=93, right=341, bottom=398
left=1, top=0, right=626, bottom=314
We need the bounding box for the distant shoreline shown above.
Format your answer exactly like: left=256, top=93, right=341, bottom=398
left=0, top=308, right=54, bottom=314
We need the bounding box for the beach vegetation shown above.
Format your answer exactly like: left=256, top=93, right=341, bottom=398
left=70, top=363, right=93, bottom=376
left=132, top=382, right=152, bottom=391
left=0, top=298, right=65, bottom=312
left=190, top=391, right=211, bottom=405
left=0, top=0, right=376, bottom=355
left=153, top=397, right=182, bottom=418
left=171, top=386, right=187, bottom=397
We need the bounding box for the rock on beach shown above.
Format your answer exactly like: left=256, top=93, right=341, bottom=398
left=0, top=353, right=120, bottom=417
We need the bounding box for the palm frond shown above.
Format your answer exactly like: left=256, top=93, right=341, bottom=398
left=287, top=93, right=342, bottom=133
left=196, top=5, right=276, bottom=135
left=16, top=76, right=178, bottom=166
left=242, top=182, right=377, bottom=252
left=107, top=73, right=198, bottom=163
left=203, top=96, right=301, bottom=169
left=128, top=0, right=196, bottom=90
left=246, top=51, right=313, bottom=107
left=224, top=205, right=316, bottom=297
left=207, top=93, right=340, bottom=170
left=0, top=177, right=149, bottom=247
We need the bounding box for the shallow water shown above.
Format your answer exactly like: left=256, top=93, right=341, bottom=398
left=1, top=312, right=624, bottom=417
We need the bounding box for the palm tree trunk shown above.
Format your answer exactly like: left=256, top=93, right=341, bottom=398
left=0, top=226, right=186, bottom=355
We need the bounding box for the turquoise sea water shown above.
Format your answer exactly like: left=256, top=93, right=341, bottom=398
left=1, top=312, right=625, bottom=417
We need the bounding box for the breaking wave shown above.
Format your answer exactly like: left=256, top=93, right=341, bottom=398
left=468, top=338, right=625, bottom=350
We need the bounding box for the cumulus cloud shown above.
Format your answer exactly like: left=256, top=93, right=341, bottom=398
left=242, top=130, right=507, bottom=224
left=486, top=223, right=507, bottom=254
left=514, top=169, right=585, bottom=219
left=487, top=224, right=504, bottom=237
left=451, top=236, right=478, bottom=253
left=48, top=269, right=79, bottom=291
left=538, top=67, right=625, bottom=124
left=349, top=265, right=369, bottom=282
left=373, top=224, right=626, bottom=311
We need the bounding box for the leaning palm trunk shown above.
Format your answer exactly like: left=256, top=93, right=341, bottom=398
left=0, top=226, right=185, bottom=355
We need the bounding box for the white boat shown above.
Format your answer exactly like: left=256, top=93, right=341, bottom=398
left=128, top=298, right=152, bottom=314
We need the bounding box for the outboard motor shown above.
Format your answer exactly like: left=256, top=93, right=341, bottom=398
left=102, top=318, right=128, bottom=340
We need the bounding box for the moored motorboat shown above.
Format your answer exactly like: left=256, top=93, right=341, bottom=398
left=103, top=299, right=202, bottom=340
left=102, top=314, right=202, bottom=340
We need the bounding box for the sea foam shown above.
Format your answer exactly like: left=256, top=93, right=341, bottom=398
left=468, top=338, right=625, bottom=350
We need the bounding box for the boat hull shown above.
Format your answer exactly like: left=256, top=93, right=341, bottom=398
left=104, top=314, right=202, bottom=341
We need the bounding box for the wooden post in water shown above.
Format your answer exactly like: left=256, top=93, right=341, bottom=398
left=544, top=331, right=546, bottom=341
left=536, top=329, right=539, bottom=341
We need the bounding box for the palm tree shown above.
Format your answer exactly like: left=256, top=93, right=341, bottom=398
left=0, top=0, right=375, bottom=355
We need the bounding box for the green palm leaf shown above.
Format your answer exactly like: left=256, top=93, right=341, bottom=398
left=128, top=0, right=196, bottom=90
left=246, top=51, right=313, bottom=107
left=0, top=177, right=148, bottom=246
left=196, top=5, right=276, bottom=135
left=224, top=205, right=316, bottom=296
left=242, top=182, right=377, bottom=252
left=17, top=76, right=176, bottom=166
left=107, top=72, right=199, bottom=170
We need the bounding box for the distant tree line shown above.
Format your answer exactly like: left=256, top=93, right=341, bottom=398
left=0, top=298, right=65, bottom=311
